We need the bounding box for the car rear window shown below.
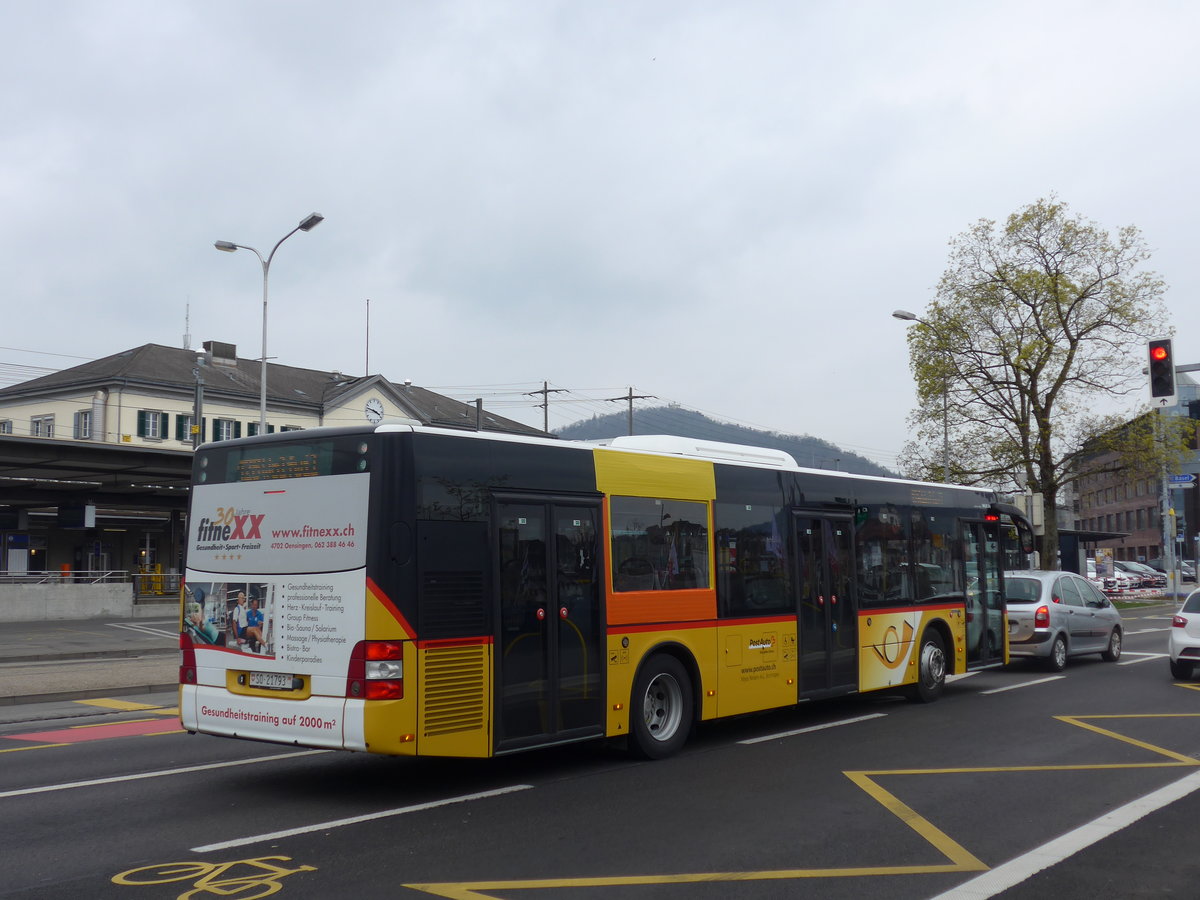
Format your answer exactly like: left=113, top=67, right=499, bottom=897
left=1006, top=578, right=1041, bottom=603
left=1183, top=594, right=1200, bottom=614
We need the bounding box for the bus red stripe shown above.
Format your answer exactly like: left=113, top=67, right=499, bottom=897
left=366, top=576, right=417, bottom=640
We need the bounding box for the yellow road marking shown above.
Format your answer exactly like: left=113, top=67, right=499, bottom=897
left=844, top=770, right=987, bottom=869
left=1056, top=714, right=1200, bottom=764
left=404, top=710, right=1200, bottom=898
left=0, top=743, right=68, bottom=753
left=68, top=717, right=161, bottom=730
left=73, top=699, right=179, bottom=716
left=408, top=864, right=976, bottom=899
left=75, top=698, right=159, bottom=712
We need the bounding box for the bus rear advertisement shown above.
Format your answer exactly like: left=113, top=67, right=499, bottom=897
left=179, top=425, right=1033, bottom=759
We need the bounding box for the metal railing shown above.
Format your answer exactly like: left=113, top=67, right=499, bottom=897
left=0, top=569, right=128, bottom=585
left=132, top=571, right=182, bottom=599
left=0, top=570, right=181, bottom=601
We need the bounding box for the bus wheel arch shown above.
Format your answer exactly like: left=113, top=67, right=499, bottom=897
left=629, top=648, right=696, bottom=759
left=906, top=625, right=947, bottom=703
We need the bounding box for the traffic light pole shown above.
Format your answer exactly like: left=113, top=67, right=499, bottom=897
left=1158, top=408, right=1178, bottom=596
left=1146, top=342, right=1200, bottom=598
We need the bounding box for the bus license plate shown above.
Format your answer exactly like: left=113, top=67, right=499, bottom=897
left=249, top=671, right=292, bottom=690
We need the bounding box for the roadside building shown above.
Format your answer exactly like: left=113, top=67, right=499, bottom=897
left=1074, top=374, right=1200, bottom=567
left=0, top=341, right=541, bottom=584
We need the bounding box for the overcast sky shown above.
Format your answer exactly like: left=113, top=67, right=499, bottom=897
left=2, top=1, right=1197, bottom=469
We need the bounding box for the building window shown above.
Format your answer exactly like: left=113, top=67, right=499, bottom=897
left=137, top=410, right=168, bottom=440
left=213, top=418, right=242, bottom=442
left=0, top=420, right=12, bottom=434
left=31, top=415, right=54, bottom=437
left=73, top=410, right=92, bottom=439
left=176, top=414, right=210, bottom=443
left=279, top=425, right=303, bottom=432
left=247, top=422, right=276, bottom=437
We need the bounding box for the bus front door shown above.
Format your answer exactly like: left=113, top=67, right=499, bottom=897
left=793, top=514, right=857, bottom=695
left=495, top=498, right=605, bottom=753
left=964, top=519, right=1005, bottom=667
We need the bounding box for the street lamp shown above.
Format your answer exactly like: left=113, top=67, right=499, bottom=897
left=893, top=309, right=950, bottom=481
left=214, top=212, right=324, bottom=431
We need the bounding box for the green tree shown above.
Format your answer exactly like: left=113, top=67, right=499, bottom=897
left=898, top=196, right=1192, bottom=565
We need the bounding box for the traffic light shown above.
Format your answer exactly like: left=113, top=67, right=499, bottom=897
left=1148, top=338, right=1176, bottom=403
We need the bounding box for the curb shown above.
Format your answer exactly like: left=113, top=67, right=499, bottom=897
left=0, top=647, right=178, bottom=665
left=0, top=682, right=178, bottom=707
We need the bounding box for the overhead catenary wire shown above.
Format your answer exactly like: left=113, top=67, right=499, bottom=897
left=0, top=349, right=900, bottom=469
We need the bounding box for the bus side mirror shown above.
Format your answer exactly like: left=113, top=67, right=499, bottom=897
left=1016, top=519, right=1035, bottom=555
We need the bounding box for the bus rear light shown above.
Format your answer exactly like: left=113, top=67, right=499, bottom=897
left=365, top=680, right=404, bottom=700
left=1035, top=606, right=1050, bottom=628
left=366, top=641, right=404, bottom=661
left=347, top=640, right=405, bottom=699
left=179, top=632, right=197, bottom=684
left=366, top=660, right=403, bottom=680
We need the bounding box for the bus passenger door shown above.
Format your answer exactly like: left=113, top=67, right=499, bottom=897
left=495, top=498, right=605, bottom=753
left=964, top=520, right=1005, bottom=668
left=793, top=514, right=857, bottom=695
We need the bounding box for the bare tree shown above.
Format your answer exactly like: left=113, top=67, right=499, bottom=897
left=898, top=197, right=1191, bottom=564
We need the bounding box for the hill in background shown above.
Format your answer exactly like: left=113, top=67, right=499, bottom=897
left=555, top=405, right=897, bottom=478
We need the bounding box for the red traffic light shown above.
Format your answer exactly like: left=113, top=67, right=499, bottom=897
left=1148, top=338, right=1176, bottom=400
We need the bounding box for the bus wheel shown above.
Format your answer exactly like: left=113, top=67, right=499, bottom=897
left=630, top=655, right=693, bottom=759
left=907, top=629, right=946, bottom=703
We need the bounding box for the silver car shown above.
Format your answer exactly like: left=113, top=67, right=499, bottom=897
left=1005, top=570, right=1123, bottom=671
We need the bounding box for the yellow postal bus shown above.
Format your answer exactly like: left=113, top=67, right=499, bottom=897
left=179, top=425, right=1032, bottom=759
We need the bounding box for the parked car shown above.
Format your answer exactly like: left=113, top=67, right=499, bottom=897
left=1005, top=570, right=1123, bottom=671
left=1169, top=588, right=1200, bottom=680
left=1085, top=559, right=1116, bottom=593
left=1114, top=560, right=1167, bottom=590
left=1089, top=559, right=1136, bottom=594
left=1147, top=558, right=1198, bottom=583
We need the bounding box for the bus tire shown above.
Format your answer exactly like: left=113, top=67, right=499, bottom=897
left=630, top=654, right=693, bottom=759
left=906, top=628, right=946, bottom=703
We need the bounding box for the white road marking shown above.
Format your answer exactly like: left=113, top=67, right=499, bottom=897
left=980, top=676, right=1065, bottom=695
left=106, top=622, right=178, bottom=638
left=191, top=784, right=535, bottom=852
left=1124, top=627, right=1170, bottom=634
left=1117, top=652, right=1168, bottom=666
left=929, top=768, right=1200, bottom=899
left=0, top=750, right=326, bottom=799
left=739, top=712, right=886, bottom=745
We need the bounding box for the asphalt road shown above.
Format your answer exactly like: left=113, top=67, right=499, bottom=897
left=1, top=602, right=1198, bottom=899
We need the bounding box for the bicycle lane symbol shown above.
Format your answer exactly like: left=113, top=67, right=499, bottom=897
left=111, top=856, right=316, bottom=900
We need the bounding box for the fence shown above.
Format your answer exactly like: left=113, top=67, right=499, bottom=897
left=0, top=570, right=181, bottom=598
left=0, top=569, right=127, bottom=585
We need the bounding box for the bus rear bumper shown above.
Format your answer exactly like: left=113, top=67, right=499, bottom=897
left=181, top=685, right=364, bottom=751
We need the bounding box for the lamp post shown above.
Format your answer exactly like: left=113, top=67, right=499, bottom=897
left=893, top=309, right=950, bottom=481
left=214, top=212, right=324, bottom=431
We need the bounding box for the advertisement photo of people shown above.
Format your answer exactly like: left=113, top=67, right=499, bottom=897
left=183, top=581, right=274, bottom=656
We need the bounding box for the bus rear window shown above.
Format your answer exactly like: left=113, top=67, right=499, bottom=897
left=195, top=437, right=371, bottom=484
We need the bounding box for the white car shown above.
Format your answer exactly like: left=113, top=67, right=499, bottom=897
left=1169, top=588, right=1200, bottom=680
left=1085, top=560, right=1114, bottom=593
